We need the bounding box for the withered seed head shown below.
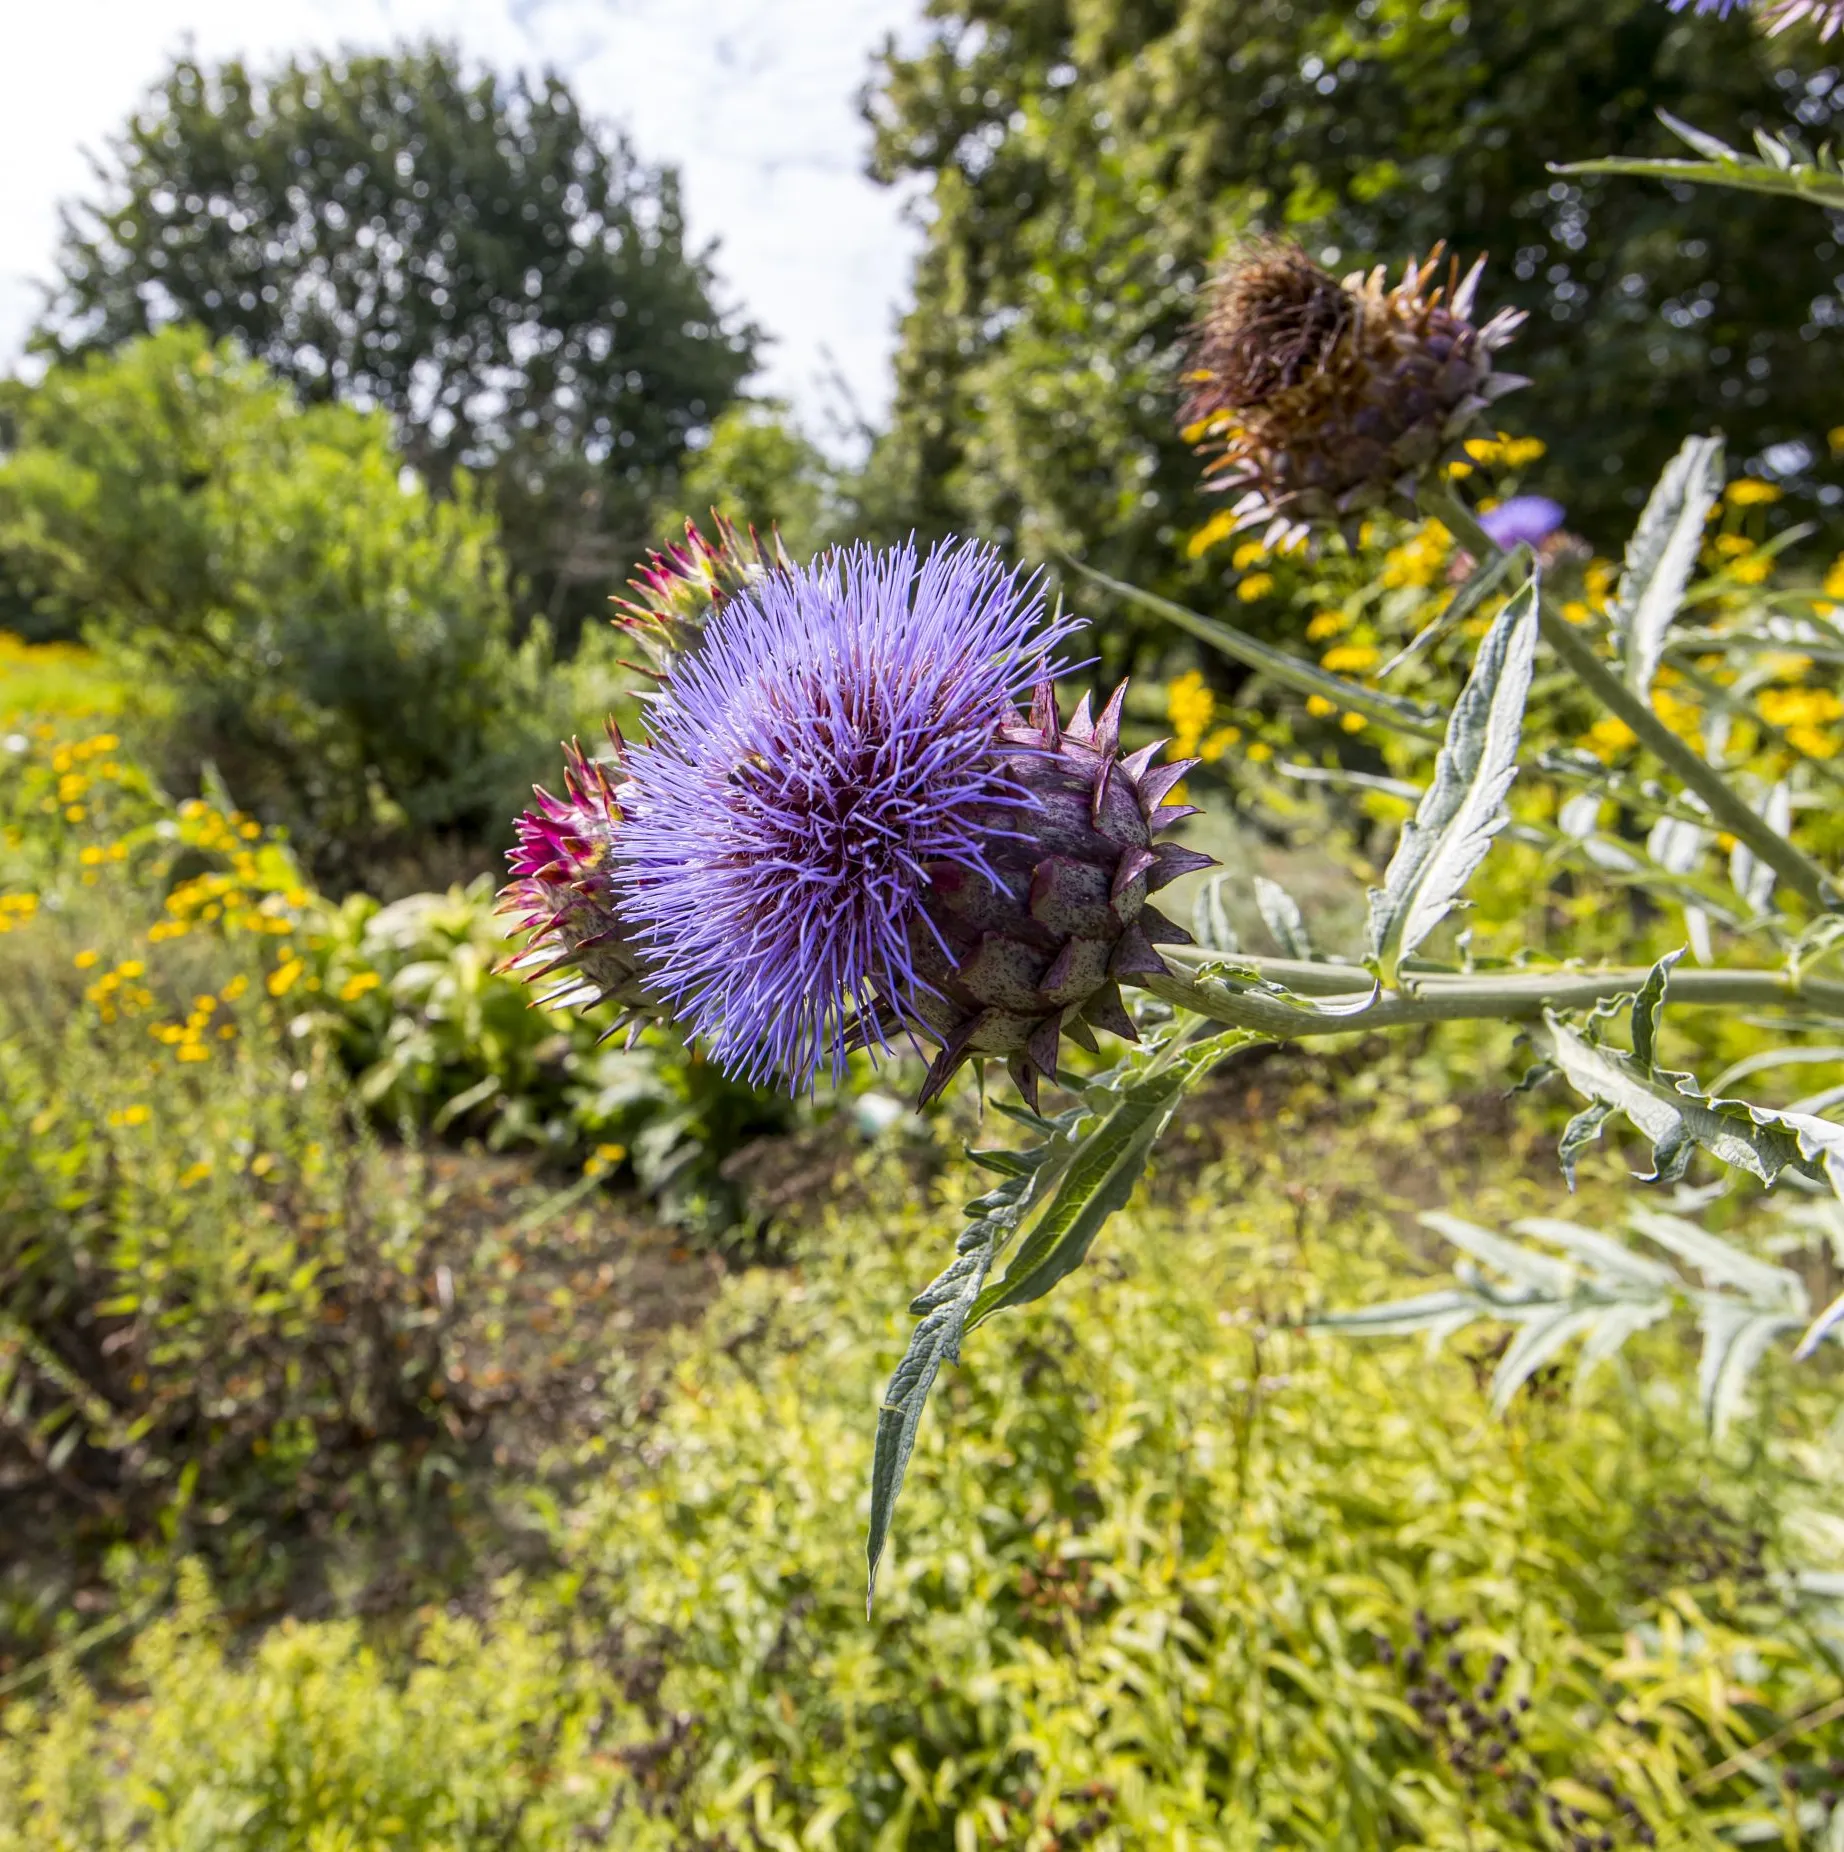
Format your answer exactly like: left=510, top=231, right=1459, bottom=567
left=1182, top=241, right=1353, bottom=423
left=1183, top=242, right=1527, bottom=548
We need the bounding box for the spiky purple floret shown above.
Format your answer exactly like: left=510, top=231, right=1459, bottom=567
left=614, top=540, right=1077, bottom=1089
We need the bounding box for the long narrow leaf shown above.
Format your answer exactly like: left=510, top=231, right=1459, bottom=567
left=1366, top=578, right=1539, bottom=980
left=1071, top=561, right=1445, bottom=740
left=1610, top=435, right=1726, bottom=698
left=967, top=1028, right=1258, bottom=1328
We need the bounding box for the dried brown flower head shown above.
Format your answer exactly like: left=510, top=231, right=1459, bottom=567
left=1183, top=243, right=1527, bottom=546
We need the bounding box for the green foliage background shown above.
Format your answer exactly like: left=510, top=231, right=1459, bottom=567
left=858, top=0, right=1844, bottom=646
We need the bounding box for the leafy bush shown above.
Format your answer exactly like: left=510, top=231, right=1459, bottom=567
left=6, top=1106, right=1844, bottom=1846
left=0, top=723, right=467, bottom=1597
left=0, top=327, right=582, bottom=884
left=307, top=877, right=796, bottom=1235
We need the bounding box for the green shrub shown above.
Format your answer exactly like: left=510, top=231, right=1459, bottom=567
left=0, top=327, right=577, bottom=884
left=5, top=1110, right=1843, bottom=1846
left=0, top=723, right=464, bottom=1605
left=307, top=876, right=798, bottom=1236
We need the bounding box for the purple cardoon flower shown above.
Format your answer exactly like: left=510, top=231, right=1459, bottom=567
left=1478, top=495, right=1565, bottom=552
left=613, top=540, right=1080, bottom=1089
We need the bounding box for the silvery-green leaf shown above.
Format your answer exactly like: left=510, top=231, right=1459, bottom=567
left=1628, top=1207, right=1806, bottom=1305
left=1535, top=1013, right=1822, bottom=1188
left=1573, top=1300, right=1674, bottom=1394
left=1729, top=782, right=1793, bottom=915
left=1558, top=792, right=1602, bottom=840
left=1491, top=1307, right=1603, bottom=1415
left=1648, top=812, right=1709, bottom=876
left=1254, top=876, right=1314, bottom=961
left=1609, top=435, right=1725, bottom=698
left=1796, top=1286, right=1844, bottom=1360
left=1558, top=1100, right=1615, bottom=1188
left=1422, top=1211, right=1575, bottom=1296
left=967, top=1027, right=1259, bottom=1328
left=1192, top=873, right=1240, bottom=954
left=1376, top=543, right=1523, bottom=681
left=866, top=1212, right=1008, bottom=1607
left=1710, top=1045, right=1844, bottom=1098
left=1366, top=578, right=1539, bottom=981
left=1512, top=1217, right=1678, bottom=1288
left=1308, top=1288, right=1486, bottom=1338
left=1698, top=1300, right=1801, bottom=1438
left=865, top=1093, right=1089, bottom=1603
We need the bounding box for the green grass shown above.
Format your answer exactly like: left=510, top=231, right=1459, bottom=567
left=4, top=1082, right=1843, bottom=1849
left=0, top=634, right=128, bottom=724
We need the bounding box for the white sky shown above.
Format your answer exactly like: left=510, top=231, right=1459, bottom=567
left=0, top=0, right=925, bottom=447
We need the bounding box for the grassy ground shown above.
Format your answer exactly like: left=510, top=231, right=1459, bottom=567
left=6, top=1051, right=1844, bottom=1849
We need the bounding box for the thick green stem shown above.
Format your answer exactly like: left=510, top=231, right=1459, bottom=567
left=1140, top=948, right=1844, bottom=1040
left=1419, top=478, right=1841, bottom=915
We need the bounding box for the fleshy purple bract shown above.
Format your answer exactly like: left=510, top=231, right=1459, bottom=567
left=614, top=540, right=1076, bottom=1089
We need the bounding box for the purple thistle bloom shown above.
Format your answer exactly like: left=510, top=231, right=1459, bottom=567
left=1478, top=495, right=1566, bottom=552
left=614, top=540, right=1076, bottom=1090
left=1662, top=0, right=1745, bottom=12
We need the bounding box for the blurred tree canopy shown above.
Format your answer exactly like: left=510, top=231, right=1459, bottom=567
left=0, top=327, right=570, bottom=884
left=36, top=44, right=757, bottom=646
left=667, top=401, right=840, bottom=561
left=859, top=0, right=1844, bottom=642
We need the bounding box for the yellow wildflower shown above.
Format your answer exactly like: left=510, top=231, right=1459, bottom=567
left=1320, top=643, right=1380, bottom=675
left=1237, top=572, right=1276, bottom=603
left=267, top=957, right=305, bottom=998
left=1305, top=695, right=1338, bottom=719
left=1725, top=478, right=1781, bottom=506
left=73, top=949, right=100, bottom=970
left=339, top=970, right=383, bottom=1003
left=1583, top=716, right=1638, bottom=761
left=1185, top=508, right=1240, bottom=560
left=1305, top=610, right=1349, bottom=642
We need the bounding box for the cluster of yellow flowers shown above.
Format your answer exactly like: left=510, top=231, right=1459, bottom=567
left=147, top=977, right=249, bottom=1064
left=1165, top=671, right=1243, bottom=765
left=0, top=891, right=39, bottom=935
left=80, top=955, right=154, bottom=1026
left=25, top=730, right=127, bottom=827
left=1381, top=520, right=1452, bottom=591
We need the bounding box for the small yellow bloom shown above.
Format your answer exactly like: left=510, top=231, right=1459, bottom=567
left=1305, top=610, right=1349, bottom=642
left=73, top=949, right=100, bottom=970
left=177, top=1159, right=213, bottom=1185
left=339, top=971, right=383, bottom=1003
left=176, top=1044, right=211, bottom=1064
left=1237, top=572, right=1275, bottom=603
left=1320, top=643, right=1379, bottom=675
left=1728, top=553, right=1774, bottom=586
left=1185, top=508, right=1240, bottom=560
left=267, top=957, right=305, bottom=998
left=1725, top=477, right=1781, bottom=506
left=1305, top=694, right=1338, bottom=719
left=219, top=974, right=249, bottom=1002
left=1583, top=716, right=1638, bottom=761
left=1247, top=741, right=1273, bottom=762
left=1231, top=539, right=1268, bottom=571
left=1341, top=712, right=1366, bottom=733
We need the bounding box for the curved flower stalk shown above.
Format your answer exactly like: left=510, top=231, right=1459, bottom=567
left=1183, top=242, right=1526, bottom=547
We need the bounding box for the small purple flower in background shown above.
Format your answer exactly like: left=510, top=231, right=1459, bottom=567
left=1478, top=495, right=1566, bottom=553
left=613, top=541, right=1077, bottom=1089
